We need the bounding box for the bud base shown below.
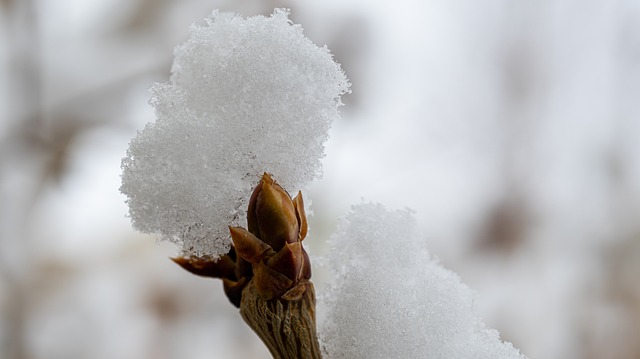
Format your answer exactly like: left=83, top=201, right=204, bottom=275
left=240, top=280, right=322, bottom=359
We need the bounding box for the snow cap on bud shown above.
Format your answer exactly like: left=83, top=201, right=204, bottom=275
left=120, top=9, right=350, bottom=258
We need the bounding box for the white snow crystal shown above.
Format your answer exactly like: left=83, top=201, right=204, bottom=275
left=120, top=9, right=350, bottom=257
left=317, top=203, right=526, bottom=359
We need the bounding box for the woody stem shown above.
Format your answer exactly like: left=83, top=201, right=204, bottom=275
left=240, top=281, right=322, bottom=359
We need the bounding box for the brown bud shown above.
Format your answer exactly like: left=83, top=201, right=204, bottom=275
left=172, top=173, right=321, bottom=358
left=174, top=173, right=312, bottom=304
left=249, top=173, right=299, bottom=251
left=232, top=173, right=312, bottom=300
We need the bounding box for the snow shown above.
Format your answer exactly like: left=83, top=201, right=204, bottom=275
left=317, top=203, right=526, bottom=359
left=120, top=9, right=349, bottom=257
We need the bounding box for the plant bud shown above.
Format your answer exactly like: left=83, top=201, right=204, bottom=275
left=175, top=173, right=312, bottom=304
left=247, top=173, right=300, bottom=251
left=231, top=173, right=311, bottom=300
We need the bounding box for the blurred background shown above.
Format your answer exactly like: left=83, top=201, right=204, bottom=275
left=2, top=0, right=640, bottom=358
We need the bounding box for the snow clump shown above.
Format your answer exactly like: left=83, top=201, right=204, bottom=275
left=120, top=9, right=350, bottom=258
left=317, top=203, right=527, bottom=359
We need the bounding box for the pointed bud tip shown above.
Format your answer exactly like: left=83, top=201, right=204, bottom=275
left=255, top=177, right=299, bottom=250
left=293, top=191, right=307, bottom=241
left=261, top=172, right=275, bottom=185
left=170, top=255, right=237, bottom=279
left=230, top=226, right=272, bottom=263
